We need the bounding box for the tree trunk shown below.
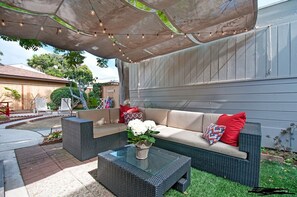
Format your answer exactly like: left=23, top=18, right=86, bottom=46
left=78, top=83, right=88, bottom=110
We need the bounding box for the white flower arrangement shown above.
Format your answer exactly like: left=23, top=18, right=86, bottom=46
left=127, top=119, right=159, bottom=144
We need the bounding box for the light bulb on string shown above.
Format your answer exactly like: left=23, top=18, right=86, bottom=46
left=197, top=33, right=200, bottom=37
left=108, top=34, right=111, bottom=38
left=58, top=28, right=62, bottom=33
left=233, top=30, right=236, bottom=35
left=19, top=22, right=23, bottom=27
left=99, top=20, right=103, bottom=27
left=142, top=34, right=144, bottom=39
left=94, top=32, right=97, bottom=37
left=90, top=10, right=95, bottom=16
left=1, top=20, right=5, bottom=26
left=184, top=33, right=187, bottom=38
left=171, top=33, right=174, bottom=38
left=122, top=53, right=125, bottom=57
left=112, top=42, right=116, bottom=46
left=111, top=34, right=114, bottom=38
left=103, top=28, right=106, bottom=34
left=209, top=32, right=212, bottom=37
left=119, top=48, right=122, bottom=52
left=126, top=34, right=130, bottom=39
left=40, top=26, right=44, bottom=31
left=245, top=28, right=248, bottom=32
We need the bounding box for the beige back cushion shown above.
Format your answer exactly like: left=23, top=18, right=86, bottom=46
left=77, top=109, right=110, bottom=125
left=109, top=108, right=120, bottom=123
left=144, top=108, right=169, bottom=125
left=202, top=113, right=222, bottom=133
left=167, top=110, right=204, bottom=132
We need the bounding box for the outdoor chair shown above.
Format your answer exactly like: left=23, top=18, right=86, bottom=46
left=58, top=98, right=71, bottom=114
left=34, top=97, right=52, bottom=114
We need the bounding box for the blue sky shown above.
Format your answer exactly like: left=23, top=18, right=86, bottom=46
left=0, top=0, right=284, bottom=82
left=0, top=39, right=119, bottom=82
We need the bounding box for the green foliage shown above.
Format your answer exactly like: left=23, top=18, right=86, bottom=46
left=47, top=101, right=57, bottom=110
left=92, top=83, right=102, bottom=99
left=50, top=87, right=86, bottom=107
left=0, top=50, right=3, bottom=61
left=46, top=131, right=62, bottom=141
left=27, top=53, right=65, bottom=77
left=87, top=91, right=99, bottom=109
left=1, top=36, right=46, bottom=51
left=4, top=87, right=21, bottom=100
left=66, top=81, right=77, bottom=88
left=96, top=58, right=109, bottom=68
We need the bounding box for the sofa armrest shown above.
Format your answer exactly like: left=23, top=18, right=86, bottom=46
left=239, top=122, right=262, bottom=160
left=62, top=117, right=94, bottom=160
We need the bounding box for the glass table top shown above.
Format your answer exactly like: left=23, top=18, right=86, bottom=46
left=110, top=146, right=179, bottom=175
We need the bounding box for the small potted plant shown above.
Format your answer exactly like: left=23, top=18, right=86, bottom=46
left=127, top=119, right=160, bottom=159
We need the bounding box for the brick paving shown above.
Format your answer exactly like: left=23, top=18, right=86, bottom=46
left=15, top=143, right=113, bottom=197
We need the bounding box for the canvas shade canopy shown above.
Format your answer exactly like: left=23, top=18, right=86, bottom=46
left=0, top=0, right=257, bottom=62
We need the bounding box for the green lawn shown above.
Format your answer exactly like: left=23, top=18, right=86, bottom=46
left=165, top=161, right=297, bottom=197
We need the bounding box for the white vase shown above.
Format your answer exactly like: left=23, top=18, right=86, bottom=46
left=135, top=141, right=152, bottom=160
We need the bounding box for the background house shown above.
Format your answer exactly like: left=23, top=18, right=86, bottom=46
left=127, top=1, right=297, bottom=151
left=0, top=64, right=68, bottom=111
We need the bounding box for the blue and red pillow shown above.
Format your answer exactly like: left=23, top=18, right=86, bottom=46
left=203, top=123, right=226, bottom=145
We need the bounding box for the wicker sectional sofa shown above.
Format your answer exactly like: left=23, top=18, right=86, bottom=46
left=140, top=108, right=262, bottom=187
left=62, top=107, right=261, bottom=187
left=62, top=108, right=127, bottom=161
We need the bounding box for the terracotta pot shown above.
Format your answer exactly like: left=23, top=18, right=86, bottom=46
left=135, top=141, right=152, bottom=160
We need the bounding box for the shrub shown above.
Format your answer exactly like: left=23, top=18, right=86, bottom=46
left=50, top=87, right=87, bottom=108
left=88, top=91, right=99, bottom=109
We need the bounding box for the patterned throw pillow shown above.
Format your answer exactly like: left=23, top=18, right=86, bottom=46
left=123, top=112, right=143, bottom=124
left=202, top=123, right=226, bottom=145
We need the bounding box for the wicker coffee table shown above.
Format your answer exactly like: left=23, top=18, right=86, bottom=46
left=97, top=145, right=191, bottom=197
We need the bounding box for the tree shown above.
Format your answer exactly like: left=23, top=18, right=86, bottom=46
left=27, top=53, right=65, bottom=77
left=2, top=36, right=109, bottom=109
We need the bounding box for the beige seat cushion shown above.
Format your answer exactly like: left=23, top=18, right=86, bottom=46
left=93, top=123, right=127, bottom=138
left=77, top=109, right=110, bottom=125
left=109, top=108, right=120, bottom=123
left=144, top=108, right=170, bottom=125
left=167, top=110, right=204, bottom=132
left=202, top=113, right=222, bottom=133
left=155, top=126, right=247, bottom=159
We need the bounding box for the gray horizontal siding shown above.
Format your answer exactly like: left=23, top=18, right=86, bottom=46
left=127, top=2, right=297, bottom=151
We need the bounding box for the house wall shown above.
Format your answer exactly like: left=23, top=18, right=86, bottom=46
left=0, top=77, right=66, bottom=111
left=127, top=1, right=297, bottom=151
left=102, top=85, right=120, bottom=108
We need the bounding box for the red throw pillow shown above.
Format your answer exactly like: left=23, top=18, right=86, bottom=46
left=217, top=112, right=246, bottom=147
left=119, top=105, right=139, bottom=123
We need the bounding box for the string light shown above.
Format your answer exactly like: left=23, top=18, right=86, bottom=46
left=209, top=32, right=212, bottom=37
left=245, top=28, right=248, bottom=32
left=184, top=33, right=187, bottom=38
left=197, top=33, right=200, bottom=36
left=233, top=30, right=236, bottom=35
left=1, top=20, right=5, bottom=26
left=40, top=26, right=44, bottom=31
left=142, top=34, right=144, bottom=39
left=126, top=57, right=129, bottom=60
left=77, top=30, right=80, bottom=34
left=112, top=42, right=116, bottom=46
left=108, top=34, right=111, bottom=38
left=126, top=34, right=130, bottom=39
left=94, top=32, right=97, bottom=37
left=58, top=28, right=62, bottom=33
left=90, top=10, right=95, bottom=16
left=111, top=34, right=114, bottom=38
left=122, top=53, right=125, bottom=56
left=99, top=20, right=103, bottom=27
left=19, top=22, right=23, bottom=27
left=119, top=48, right=122, bottom=52
left=171, top=33, right=174, bottom=38
left=102, top=28, right=106, bottom=34
left=222, top=31, right=226, bottom=35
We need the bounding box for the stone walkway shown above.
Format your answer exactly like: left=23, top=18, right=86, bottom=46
left=15, top=143, right=113, bottom=197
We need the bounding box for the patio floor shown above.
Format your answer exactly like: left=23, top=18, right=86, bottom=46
left=15, top=143, right=114, bottom=197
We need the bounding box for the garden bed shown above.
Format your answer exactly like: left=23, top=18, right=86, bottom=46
left=261, top=148, right=297, bottom=166
left=0, top=114, right=42, bottom=124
